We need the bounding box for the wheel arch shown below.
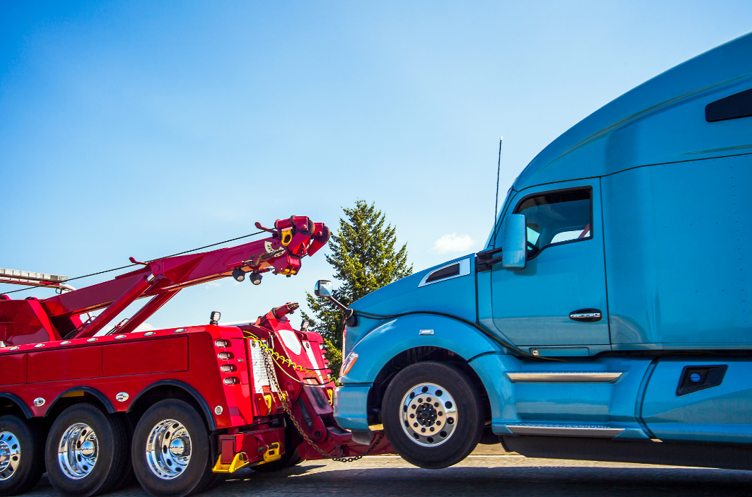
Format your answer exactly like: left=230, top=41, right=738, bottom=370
left=340, top=314, right=510, bottom=431
left=0, top=392, right=34, bottom=419
left=44, top=386, right=116, bottom=422
left=343, top=314, right=501, bottom=383
left=127, top=379, right=216, bottom=432
left=366, top=346, right=493, bottom=427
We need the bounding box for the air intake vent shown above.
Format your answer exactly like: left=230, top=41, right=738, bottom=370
left=425, top=264, right=460, bottom=284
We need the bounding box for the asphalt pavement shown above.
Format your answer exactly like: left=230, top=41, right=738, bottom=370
left=26, top=449, right=752, bottom=497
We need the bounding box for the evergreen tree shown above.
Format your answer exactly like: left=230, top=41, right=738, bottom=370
left=302, top=200, right=412, bottom=373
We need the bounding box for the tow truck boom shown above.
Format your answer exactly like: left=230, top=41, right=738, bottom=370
left=0, top=216, right=330, bottom=344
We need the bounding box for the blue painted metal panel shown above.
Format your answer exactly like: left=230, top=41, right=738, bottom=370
left=469, top=354, right=653, bottom=434
left=642, top=358, right=752, bottom=443
left=340, top=314, right=503, bottom=385
left=333, top=385, right=371, bottom=431
left=345, top=255, right=479, bottom=356
left=603, top=154, right=752, bottom=349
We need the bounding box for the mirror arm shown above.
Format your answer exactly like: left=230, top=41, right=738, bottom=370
left=476, top=255, right=503, bottom=272
left=325, top=297, right=357, bottom=327
left=476, top=247, right=504, bottom=272
left=476, top=246, right=503, bottom=259
left=326, top=296, right=349, bottom=313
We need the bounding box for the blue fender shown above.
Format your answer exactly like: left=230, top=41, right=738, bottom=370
left=334, top=314, right=504, bottom=431
left=341, top=314, right=503, bottom=384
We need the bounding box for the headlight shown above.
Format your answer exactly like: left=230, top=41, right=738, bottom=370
left=340, top=351, right=359, bottom=377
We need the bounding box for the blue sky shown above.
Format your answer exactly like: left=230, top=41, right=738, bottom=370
left=1, top=1, right=750, bottom=331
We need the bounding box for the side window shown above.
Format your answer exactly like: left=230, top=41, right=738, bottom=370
left=514, top=188, right=592, bottom=257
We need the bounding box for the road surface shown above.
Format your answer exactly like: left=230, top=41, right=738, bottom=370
left=27, top=451, right=752, bottom=497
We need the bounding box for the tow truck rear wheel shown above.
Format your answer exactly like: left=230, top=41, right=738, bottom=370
left=45, top=404, right=129, bottom=497
left=382, top=361, right=484, bottom=469
left=0, top=415, right=45, bottom=496
left=131, top=400, right=215, bottom=497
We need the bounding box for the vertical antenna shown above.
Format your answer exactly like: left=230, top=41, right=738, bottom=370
left=494, top=136, right=504, bottom=221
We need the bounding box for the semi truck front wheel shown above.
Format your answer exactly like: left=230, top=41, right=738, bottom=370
left=382, top=362, right=483, bottom=469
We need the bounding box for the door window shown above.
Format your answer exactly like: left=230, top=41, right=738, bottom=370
left=515, top=188, right=592, bottom=258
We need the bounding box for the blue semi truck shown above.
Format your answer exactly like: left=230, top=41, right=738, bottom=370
left=325, top=32, right=752, bottom=469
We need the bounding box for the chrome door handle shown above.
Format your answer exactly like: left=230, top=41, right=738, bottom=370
left=569, top=309, right=602, bottom=322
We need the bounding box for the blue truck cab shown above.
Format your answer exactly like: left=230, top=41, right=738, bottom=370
left=331, top=33, right=752, bottom=469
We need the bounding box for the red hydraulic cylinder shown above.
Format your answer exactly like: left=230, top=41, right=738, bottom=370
left=117, top=289, right=179, bottom=335
left=74, top=274, right=155, bottom=339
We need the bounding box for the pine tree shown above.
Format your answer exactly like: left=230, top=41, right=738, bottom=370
left=302, top=200, right=412, bottom=373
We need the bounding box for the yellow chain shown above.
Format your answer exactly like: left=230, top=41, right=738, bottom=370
left=243, top=332, right=337, bottom=383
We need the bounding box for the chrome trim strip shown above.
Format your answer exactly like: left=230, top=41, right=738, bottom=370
left=418, top=258, right=471, bottom=288
left=506, top=424, right=625, bottom=438
left=505, top=372, right=623, bottom=383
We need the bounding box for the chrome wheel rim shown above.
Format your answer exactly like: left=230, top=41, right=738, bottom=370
left=145, top=419, right=191, bottom=480
left=0, top=431, right=21, bottom=481
left=58, top=423, right=98, bottom=479
left=400, top=382, right=458, bottom=447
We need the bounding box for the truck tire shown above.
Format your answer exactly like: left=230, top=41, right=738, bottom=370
left=45, top=403, right=129, bottom=497
left=0, top=415, right=45, bottom=496
left=111, top=414, right=136, bottom=491
left=382, top=361, right=483, bottom=469
left=131, top=400, right=215, bottom=497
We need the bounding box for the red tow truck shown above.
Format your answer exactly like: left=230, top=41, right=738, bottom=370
left=0, top=216, right=391, bottom=497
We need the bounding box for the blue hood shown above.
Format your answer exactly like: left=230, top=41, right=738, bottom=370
left=344, top=255, right=478, bottom=356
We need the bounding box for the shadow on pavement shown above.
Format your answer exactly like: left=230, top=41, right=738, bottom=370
left=26, top=464, right=752, bottom=497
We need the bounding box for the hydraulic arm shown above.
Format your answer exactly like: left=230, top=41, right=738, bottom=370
left=0, top=216, right=330, bottom=344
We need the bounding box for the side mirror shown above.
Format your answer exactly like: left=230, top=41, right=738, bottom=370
left=501, top=214, right=527, bottom=271
left=314, top=280, right=333, bottom=297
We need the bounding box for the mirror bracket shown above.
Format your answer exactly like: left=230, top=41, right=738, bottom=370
left=476, top=247, right=503, bottom=272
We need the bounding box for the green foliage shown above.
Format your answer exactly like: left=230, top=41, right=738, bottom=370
left=302, top=200, right=412, bottom=374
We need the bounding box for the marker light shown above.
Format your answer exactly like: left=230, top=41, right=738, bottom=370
left=223, top=377, right=239, bottom=385
left=214, top=340, right=230, bottom=348
left=217, top=352, right=233, bottom=360
left=220, top=365, right=236, bottom=373
left=340, top=352, right=359, bottom=377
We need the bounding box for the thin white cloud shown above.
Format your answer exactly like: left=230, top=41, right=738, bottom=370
left=431, top=233, right=476, bottom=254
left=204, top=281, right=221, bottom=289
left=135, top=323, right=156, bottom=332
